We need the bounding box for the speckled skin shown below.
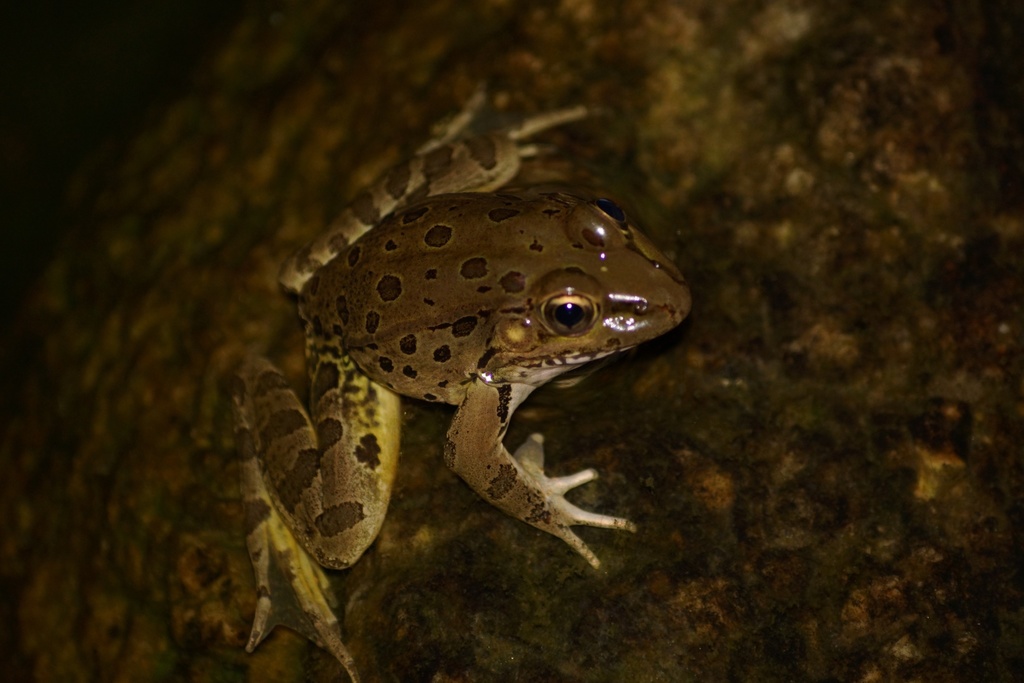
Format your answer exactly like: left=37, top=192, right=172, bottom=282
left=231, top=99, right=691, bottom=682
left=306, top=189, right=689, bottom=401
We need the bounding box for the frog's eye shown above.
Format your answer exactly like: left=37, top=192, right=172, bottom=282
left=542, top=293, right=597, bottom=337
left=595, top=198, right=626, bottom=222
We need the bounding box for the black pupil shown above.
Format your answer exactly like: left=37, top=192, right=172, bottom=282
left=596, top=198, right=625, bottom=222
left=555, top=302, right=586, bottom=329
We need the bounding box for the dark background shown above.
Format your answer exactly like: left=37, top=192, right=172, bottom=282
left=0, top=1, right=245, bottom=332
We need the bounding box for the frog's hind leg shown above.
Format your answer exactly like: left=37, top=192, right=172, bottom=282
left=416, top=86, right=589, bottom=154
left=416, top=83, right=488, bottom=153
left=506, top=105, right=590, bottom=148
left=232, top=358, right=372, bottom=683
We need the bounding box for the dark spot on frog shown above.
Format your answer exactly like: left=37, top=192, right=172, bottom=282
left=525, top=499, right=552, bottom=525
left=466, top=135, right=498, bottom=170
left=385, top=239, right=398, bottom=251
left=312, top=363, right=341, bottom=406
left=243, top=499, right=271, bottom=536
left=423, top=393, right=438, bottom=401
left=499, top=271, right=526, bottom=293
left=402, top=365, right=417, bottom=378
left=477, top=285, right=491, bottom=293
left=279, top=447, right=321, bottom=512
left=376, top=274, right=402, bottom=302
left=460, top=257, right=488, bottom=279
left=365, top=311, right=380, bottom=334
left=354, top=433, right=382, bottom=468
left=311, top=315, right=324, bottom=336
left=292, top=244, right=314, bottom=273
left=496, top=385, right=512, bottom=423
left=351, top=191, right=380, bottom=226
left=399, top=334, right=417, bottom=354
left=315, top=501, right=366, bottom=537
left=542, top=208, right=561, bottom=217
left=582, top=228, right=605, bottom=247
left=313, top=344, right=342, bottom=361
left=255, top=369, right=290, bottom=395
left=347, top=245, right=362, bottom=268
left=402, top=206, right=430, bottom=224
left=378, top=356, right=394, bottom=372
left=529, top=240, right=543, bottom=252
left=265, top=409, right=307, bottom=441
left=328, top=232, right=349, bottom=254
left=332, top=323, right=344, bottom=337
left=571, top=242, right=584, bottom=249
left=485, top=463, right=517, bottom=500
left=385, top=163, right=410, bottom=199
left=317, top=417, right=344, bottom=450
left=488, top=207, right=520, bottom=222
left=425, top=268, right=437, bottom=280
left=433, top=345, right=451, bottom=363
left=437, top=379, right=448, bottom=388
left=424, top=298, right=435, bottom=306
left=452, top=316, right=478, bottom=337
left=423, top=145, right=454, bottom=180
left=335, top=295, right=349, bottom=325
left=235, top=426, right=256, bottom=461
left=477, top=347, right=497, bottom=369
left=424, top=224, right=452, bottom=247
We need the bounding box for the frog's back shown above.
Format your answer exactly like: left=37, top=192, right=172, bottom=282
left=299, top=187, right=688, bottom=405
left=300, top=192, right=555, bottom=398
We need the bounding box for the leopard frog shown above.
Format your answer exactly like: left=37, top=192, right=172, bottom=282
left=231, top=95, right=691, bottom=681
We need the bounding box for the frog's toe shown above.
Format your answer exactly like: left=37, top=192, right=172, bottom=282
left=557, top=498, right=637, bottom=532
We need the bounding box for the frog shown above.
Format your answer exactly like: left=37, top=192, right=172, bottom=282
left=230, top=92, right=692, bottom=681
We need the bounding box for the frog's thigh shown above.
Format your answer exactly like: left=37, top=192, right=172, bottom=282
left=238, top=355, right=400, bottom=569
left=304, top=353, right=401, bottom=565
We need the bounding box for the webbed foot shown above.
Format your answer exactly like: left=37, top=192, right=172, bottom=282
left=512, top=433, right=637, bottom=568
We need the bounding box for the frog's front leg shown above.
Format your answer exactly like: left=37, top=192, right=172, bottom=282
left=232, top=354, right=400, bottom=682
left=444, top=380, right=636, bottom=568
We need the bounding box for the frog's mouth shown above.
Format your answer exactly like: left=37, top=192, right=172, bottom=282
left=494, top=345, right=628, bottom=387
left=545, top=347, right=634, bottom=388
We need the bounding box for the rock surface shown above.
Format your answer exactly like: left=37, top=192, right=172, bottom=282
left=3, top=1, right=1022, bottom=681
